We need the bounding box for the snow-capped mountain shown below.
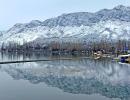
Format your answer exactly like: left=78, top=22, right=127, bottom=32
left=1, top=5, right=130, bottom=46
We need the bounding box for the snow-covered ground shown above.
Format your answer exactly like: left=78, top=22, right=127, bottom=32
left=1, top=20, right=130, bottom=45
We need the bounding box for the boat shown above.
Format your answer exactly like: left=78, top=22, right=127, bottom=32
left=118, top=54, right=130, bottom=63
left=93, top=51, right=102, bottom=59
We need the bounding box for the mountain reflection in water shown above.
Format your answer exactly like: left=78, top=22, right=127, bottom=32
left=0, top=58, right=130, bottom=100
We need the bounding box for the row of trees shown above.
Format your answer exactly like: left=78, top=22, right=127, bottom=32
left=1, top=40, right=130, bottom=55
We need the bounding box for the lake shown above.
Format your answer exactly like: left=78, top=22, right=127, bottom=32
left=0, top=52, right=130, bottom=100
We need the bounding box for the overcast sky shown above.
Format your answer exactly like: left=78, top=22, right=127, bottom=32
left=0, top=0, right=130, bottom=30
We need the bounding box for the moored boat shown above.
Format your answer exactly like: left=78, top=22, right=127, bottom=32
left=118, top=54, right=130, bottom=63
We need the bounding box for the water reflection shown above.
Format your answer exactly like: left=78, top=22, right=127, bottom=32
left=0, top=57, right=130, bottom=100
left=0, top=52, right=51, bottom=61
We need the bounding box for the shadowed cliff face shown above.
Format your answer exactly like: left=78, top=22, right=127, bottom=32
left=0, top=58, right=130, bottom=100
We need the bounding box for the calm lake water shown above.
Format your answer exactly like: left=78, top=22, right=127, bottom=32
left=0, top=52, right=130, bottom=100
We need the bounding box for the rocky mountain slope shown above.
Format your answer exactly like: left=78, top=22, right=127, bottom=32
left=1, top=5, right=130, bottom=47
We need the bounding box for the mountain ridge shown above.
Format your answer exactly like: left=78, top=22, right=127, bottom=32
left=1, top=5, right=130, bottom=48
left=6, top=5, right=130, bottom=31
